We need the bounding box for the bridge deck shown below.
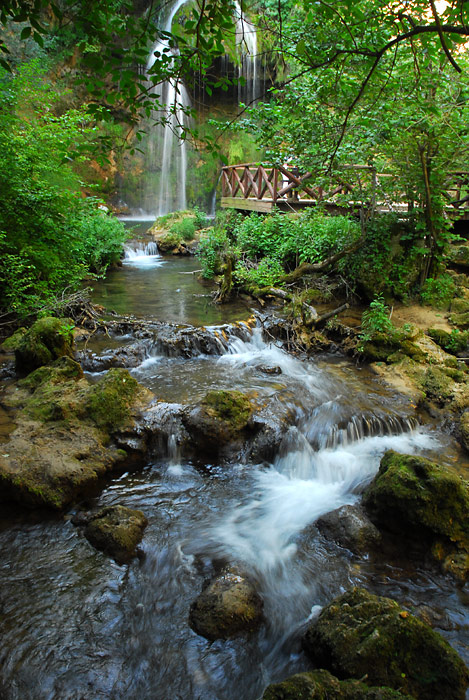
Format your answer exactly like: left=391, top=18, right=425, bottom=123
left=220, top=163, right=469, bottom=220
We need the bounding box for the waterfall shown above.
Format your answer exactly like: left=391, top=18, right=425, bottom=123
left=144, top=0, right=192, bottom=217
left=132, top=1, right=261, bottom=217
left=234, top=1, right=261, bottom=106
left=123, top=241, right=163, bottom=268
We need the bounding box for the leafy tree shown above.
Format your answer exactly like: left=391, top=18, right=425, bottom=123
left=0, top=60, right=127, bottom=316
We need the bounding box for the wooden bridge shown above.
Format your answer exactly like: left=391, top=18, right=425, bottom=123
left=221, top=163, right=469, bottom=219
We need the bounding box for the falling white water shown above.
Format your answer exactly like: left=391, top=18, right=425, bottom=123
left=210, top=325, right=441, bottom=575
left=123, top=241, right=164, bottom=268
left=145, top=0, right=192, bottom=217
left=234, top=1, right=261, bottom=105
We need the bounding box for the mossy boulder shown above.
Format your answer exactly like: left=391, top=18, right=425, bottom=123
left=1, top=327, right=27, bottom=352
left=449, top=311, right=469, bottom=330
left=363, top=451, right=469, bottom=547
left=0, top=366, right=152, bottom=509
left=361, top=333, right=401, bottom=363
left=421, top=365, right=455, bottom=404
left=427, top=328, right=468, bottom=355
left=19, top=356, right=84, bottom=392
left=450, top=298, right=469, bottom=315
left=449, top=244, right=469, bottom=269
left=84, top=504, right=148, bottom=563
left=86, top=368, right=144, bottom=433
left=362, top=333, right=426, bottom=364
left=459, top=410, right=469, bottom=452
left=263, top=669, right=413, bottom=699
left=182, top=389, right=254, bottom=455
left=302, top=588, right=469, bottom=700
left=14, top=317, right=74, bottom=374
left=363, top=451, right=469, bottom=579
left=189, top=568, right=263, bottom=641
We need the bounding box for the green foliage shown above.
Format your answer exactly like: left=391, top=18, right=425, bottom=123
left=170, top=218, right=197, bottom=242
left=232, top=210, right=360, bottom=268
left=359, top=295, right=395, bottom=347
left=421, top=274, right=457, bottom=308
left=0, top=60, right=127, bottom=316
left=197, top=227, right=231, bottom=278
left=234, top=257, right=284, bottom=288
left=345, top=214, right=422, bottom=301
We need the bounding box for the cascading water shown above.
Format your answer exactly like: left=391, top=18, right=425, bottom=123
left=142, top=0, right=192, bottom=217
left=1, top=304, right=468, bottom=700
left=123, top=240, right=164, bottom=268
left=234, top=1, right=261, bottom=106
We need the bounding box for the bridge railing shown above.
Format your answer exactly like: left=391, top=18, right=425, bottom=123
left=220, top=163, right=469, bottom=215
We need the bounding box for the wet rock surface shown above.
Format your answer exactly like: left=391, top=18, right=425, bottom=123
left=363, top=450, right=469, bottom=580
left=83, top=504, right=148, bottom=563
left=316, top=504, right=381, bottom=555
left=0, top=363, right=153, bottom=509
left=182, top=389, right=256, bottom=457
left=303, top=587, right=469, bottom=700
left=189, top=568, right=263, bottom=641
left=262, top=669, right=413, bottom=699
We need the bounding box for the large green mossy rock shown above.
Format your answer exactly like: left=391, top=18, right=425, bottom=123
left=361, top=332, right=426, bottom=364
left=303, top=588, right=469, bottom=700
left=263, top=669, right=413, bottom=699
left=0, top=366, right=152, bottom=509
left=84, top=505, right=148, bottom=563
left=363, top=451, right=469, bottom=547
left=14, top=317, right=74, bottom=373
left=363, top=451, right=469, bottom=581
left=182, top=389, right=254, bottom=455
left=1, top=327, right=27, bottom=352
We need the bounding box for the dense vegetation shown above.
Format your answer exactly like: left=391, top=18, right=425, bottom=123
left=0, top=0, right=468, bottom=319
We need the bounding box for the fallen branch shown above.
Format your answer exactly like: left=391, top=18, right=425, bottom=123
left=309, top=303, right=350, bottom=327
left=279, top=236, right=365, bottom=284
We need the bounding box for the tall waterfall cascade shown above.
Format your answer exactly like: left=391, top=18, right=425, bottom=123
left=234, top=1, right=262, bottom=106
left=143, top=0, right=192, bottom=218
left=133, top=0, right=262, bottom=217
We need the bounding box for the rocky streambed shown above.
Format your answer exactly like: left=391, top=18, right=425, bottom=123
left=0, top=250, right=468, bottom=700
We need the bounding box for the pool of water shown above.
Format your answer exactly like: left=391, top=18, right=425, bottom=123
left=90, top=221, right=250, bottom=326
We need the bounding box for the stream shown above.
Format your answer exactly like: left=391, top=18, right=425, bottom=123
left=0, top=232, right=468, bottom=700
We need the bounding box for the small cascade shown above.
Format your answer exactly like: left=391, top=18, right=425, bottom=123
left=123, top=241, right=164, bottom=268
left=234, top=1, right=261, bottom=105
left=143, top=0, right=192, bottom=217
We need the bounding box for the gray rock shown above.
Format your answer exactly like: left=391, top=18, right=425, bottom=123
left=316, top=504, right=381, bottom=554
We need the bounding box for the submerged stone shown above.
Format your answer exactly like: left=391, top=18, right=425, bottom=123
left=14, top=317, right=74, bottom=374
left=303, top=588, right=469, bottom=700
left=84, top=504, right=148, bottom=563
left=262, top=669, right=413, bottom=699
left=189, top=568, right=263, bottom=641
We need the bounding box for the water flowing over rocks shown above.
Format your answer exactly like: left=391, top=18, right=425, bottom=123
left=189, top=568, right=263, bottom=641
left=302, top=587, right=469, bottom=700
left=83, top=504, right=148, bottom=563
left=363, top=450, right=469, bottom=580
left=262, top=669, right=413, bottom=699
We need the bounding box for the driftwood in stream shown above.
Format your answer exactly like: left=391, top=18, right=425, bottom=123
left=253, top=287, right=349, bottom=327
